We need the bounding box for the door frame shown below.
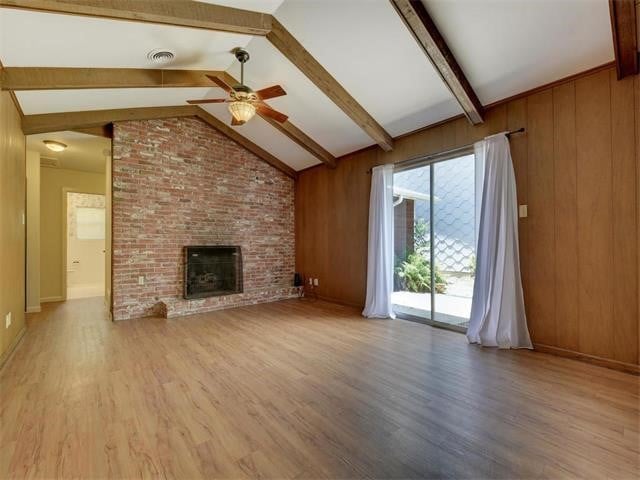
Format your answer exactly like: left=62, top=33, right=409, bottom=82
left=392, top=145, right=476, bottom=331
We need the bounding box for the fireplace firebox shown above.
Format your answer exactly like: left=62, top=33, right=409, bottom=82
left=184, top=246, right=243, bottom=299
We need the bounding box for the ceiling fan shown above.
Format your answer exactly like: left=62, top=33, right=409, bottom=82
left=186, top=48, right=288, bottom=126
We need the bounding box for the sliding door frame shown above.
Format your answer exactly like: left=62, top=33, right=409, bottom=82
left=393, top=145, right=475, bottom=333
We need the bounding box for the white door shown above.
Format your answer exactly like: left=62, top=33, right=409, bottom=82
left=66, top=192, right=106, bottom=299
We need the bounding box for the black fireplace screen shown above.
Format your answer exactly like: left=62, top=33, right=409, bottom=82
left=184, top=246, right=243, bottom=299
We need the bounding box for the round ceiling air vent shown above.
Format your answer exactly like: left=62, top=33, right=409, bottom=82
left=147, top=49, right=175, bottom=65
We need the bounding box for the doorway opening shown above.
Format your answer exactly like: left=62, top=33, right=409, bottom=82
left=65, top=192, right=106, bottom=299
left=25, top=129, right=112, bottom=315
left=392, top=150, right=482, bottom=332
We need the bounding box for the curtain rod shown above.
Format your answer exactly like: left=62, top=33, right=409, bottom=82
left=366, top=127, right=525, bottom=174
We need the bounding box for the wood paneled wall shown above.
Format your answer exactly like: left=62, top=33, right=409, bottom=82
left=296, top=67, right=639, bottom=369
left=0, top=91, right=26, bottom=367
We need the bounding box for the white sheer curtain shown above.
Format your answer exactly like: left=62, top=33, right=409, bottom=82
left=467, top=133, right=532, bottom=348
left=363, top=164, right=396, bottom=319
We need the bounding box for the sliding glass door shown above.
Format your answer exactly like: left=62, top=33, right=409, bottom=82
left=392, top=164, right=432, bottom=319
left=392, top=151, right=482, bottom=331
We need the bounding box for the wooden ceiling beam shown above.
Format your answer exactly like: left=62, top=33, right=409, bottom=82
left=0, top=0, right=271, bottom=35
left=194, top=107, right=297, bottom=179
left=609, top=0, right=638, bottom=79
left=220, top=72, right=337, bottom=168
left=265, top=19, right=394, bottom=152
left=71, top=124, right=113, bottom=138
left=1, top=67, right=226, bottom=90
left=390, top=0, right=484, bottom=124
left=21, top=105, right=199, bottom=134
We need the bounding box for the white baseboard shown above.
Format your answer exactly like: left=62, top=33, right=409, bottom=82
left=40, top=296, right=64, bottom=303
left=25, top=306, right=41, bottom=313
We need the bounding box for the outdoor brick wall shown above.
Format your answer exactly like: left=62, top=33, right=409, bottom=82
left=112, top=116, right=296, bottom=321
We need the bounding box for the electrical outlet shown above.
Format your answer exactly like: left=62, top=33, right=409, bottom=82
left=138, top=276, right=145, bottom=286
left=5, top=312, right=11, bottom=329
left=313, top=278, right=319, bottom=286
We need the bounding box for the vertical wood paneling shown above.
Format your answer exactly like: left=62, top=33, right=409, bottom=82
left=454, top=116, right=471, bottom=146
left=637, top=73, right=640, bottom=366
left=610, top=71, right=638, bottom=364
left=575, top=70, right=614, bottom=359
left=330, top=156, right=369, bottom=304
left=0, top=92, right=26, bottom=363
left=470, top=104, right=508, bottom=146
left=526, top=91, right=556, bottom=345
left=440, top=122, right=457, bottom=150
left=313, top=167, right=330, bottom=296
left=552, top=83, right=579, bottom=351
left=296, top=66, right=639, bottom=368
left=506, top=99, right=529, bottom=304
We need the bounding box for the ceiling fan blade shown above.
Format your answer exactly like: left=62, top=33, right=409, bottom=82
left=257, top=104, right=288, bottom=123
left=255, top=85, right=287, bottom=100
left=186, top=98, right=227, bottom=104
left=206, top=74, right=233, bottom=92
left=231, top=117, right=244, bottom=126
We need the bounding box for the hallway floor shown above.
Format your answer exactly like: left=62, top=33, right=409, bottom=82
left=66, top=283, right=104, bottom=299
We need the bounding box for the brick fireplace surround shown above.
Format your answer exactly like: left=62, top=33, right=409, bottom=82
left=112, top=116, right=297, bottom=321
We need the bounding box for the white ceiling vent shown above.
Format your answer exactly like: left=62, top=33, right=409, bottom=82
left=40, top=156, right=59, bottom=168
left=147, top=49, right=175, bottom=65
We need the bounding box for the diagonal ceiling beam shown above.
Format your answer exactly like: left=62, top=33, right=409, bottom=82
left=0, top=67, right=226, bottom=90
left=609, top=0, right=638, bottom=79
left=219, top=72, right=336, bottom=168
left=0, top=0, right=271, bottom=35
left=20, top=105, right=297, bottom=178
left=194, top=107, right=297, bottom=178
left=390, top=0, right=484, bottom=124
left=261, top=118, right=336, bottom=168
left=266, top=18, right=394, bottom=151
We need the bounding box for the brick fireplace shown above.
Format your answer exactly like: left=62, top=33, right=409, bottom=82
left=111, top=116, right=297, bottom=321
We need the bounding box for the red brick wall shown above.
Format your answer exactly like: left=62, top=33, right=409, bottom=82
left=112, top=116, right=296, bottom=321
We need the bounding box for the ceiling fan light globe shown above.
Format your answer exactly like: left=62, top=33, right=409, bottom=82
left=228, top=101, right=256, bottom=124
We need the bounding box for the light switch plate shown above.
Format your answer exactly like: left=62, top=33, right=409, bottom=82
left=5, top=312, right=11, bottom=329
left=313, top=278, right=319, bottom=286
left=138, top=276, right=145, bottom=286
left=519, top=205, right=528, bottom=218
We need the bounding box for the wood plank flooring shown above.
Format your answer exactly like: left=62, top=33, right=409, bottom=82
left=0, top=297, right=638, bottom=479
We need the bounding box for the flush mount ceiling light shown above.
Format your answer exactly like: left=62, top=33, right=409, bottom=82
left=186, top=48, right=289, bottom=127
left=147, top=48, right=175, bottom=65
left=43, top=140, right=67, bottom=152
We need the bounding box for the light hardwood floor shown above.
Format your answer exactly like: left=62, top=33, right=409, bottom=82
left=1, top=297, right=638, bottom=479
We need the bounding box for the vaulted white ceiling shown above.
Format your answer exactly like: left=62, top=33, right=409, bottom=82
left=1, top=0, right=615, bottom=172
